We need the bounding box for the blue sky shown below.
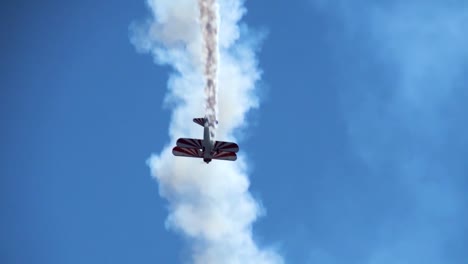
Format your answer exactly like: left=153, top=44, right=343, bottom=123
left=1, top=0, right=467, bottom=263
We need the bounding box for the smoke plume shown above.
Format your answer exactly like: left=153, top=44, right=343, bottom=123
left=199, top=0, right=219, bottom=138
left=130, top=0, right=283, bottom=263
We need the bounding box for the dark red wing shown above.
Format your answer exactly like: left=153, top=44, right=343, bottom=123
left=176, top=138, right=203, bottom=149
left=212, top=151, right=237, bottom=161
left=172, top=147, right=203, bottom=158
left=213, top=141, right=239, bottom=153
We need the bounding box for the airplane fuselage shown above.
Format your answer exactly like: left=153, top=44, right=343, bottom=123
left=202, top=123, right=214, bottom=163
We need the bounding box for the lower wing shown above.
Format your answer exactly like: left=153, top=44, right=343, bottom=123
left=176, top=138, right=203, bottom=149
left=212, top=151, right=237, bottom=161
left=213, top=141, right=239, bottom=153
left=172, top=147, right=203, bottom=159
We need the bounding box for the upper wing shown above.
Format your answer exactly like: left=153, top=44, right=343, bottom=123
left=212, top=151, right=237, bottom=161
left=176, top=138, right=203, bottom=149
left=213, top=141, right=239, bottom=153
left=172, top=147, right=203, bottom=159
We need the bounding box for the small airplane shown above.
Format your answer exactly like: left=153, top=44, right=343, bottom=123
left=172, top=117, right=239, bottom=164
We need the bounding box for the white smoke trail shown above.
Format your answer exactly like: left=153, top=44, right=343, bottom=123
left=130, top=0, right=283, bottom=263
left=199, top=0, right=219, bottom=138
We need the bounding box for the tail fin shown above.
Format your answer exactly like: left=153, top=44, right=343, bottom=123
left=193, top=117, right=206, bottom=127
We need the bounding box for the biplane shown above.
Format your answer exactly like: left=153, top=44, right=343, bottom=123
left=172, top=117, right=239, bottom=164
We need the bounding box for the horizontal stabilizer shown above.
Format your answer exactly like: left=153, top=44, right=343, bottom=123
left=212, top=151, right=237, bottom=161
left=172, top=147, right=203, bottom=158
left=213, top=141, right=239, bottom=153
left=193, top=118, right=206, bottom=127
left=176, top=138, right=203, bottom=149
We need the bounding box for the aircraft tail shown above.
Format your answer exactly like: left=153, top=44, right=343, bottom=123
left=193, top=117, right=218, bottom=127
left=193, top=117, right=206, bottom=127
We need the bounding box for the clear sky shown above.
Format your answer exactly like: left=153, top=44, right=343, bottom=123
left=1, top=0, right=467, bottom=263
